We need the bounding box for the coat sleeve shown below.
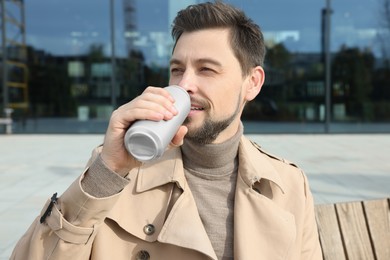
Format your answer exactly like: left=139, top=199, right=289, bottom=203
left=300, top=172, right=323, bottom=260
left=10, top=148, right=130, bottom=260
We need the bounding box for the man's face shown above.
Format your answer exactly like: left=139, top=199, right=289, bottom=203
left=169, top=28, right=252, bottom=144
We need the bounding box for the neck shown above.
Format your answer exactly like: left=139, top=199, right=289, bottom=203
left=181, top=123, right=243, bottom=173
left=212, top=120, right=242, bottom=144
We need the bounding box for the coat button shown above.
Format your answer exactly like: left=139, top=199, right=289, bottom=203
left=143, top=224, right=155, bottom=235
left=136, top=250, right=150, bottom=260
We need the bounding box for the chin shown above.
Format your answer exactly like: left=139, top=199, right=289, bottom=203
left=184, top=123, right=198, bottom=135
left=184, top=116, right=201, bottom=127
left=183, top=121, right=201, bottom=136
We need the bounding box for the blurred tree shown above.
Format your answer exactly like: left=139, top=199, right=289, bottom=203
left=373, top=0, right=390, bottom=115
left=87, top=44, right=105, bottom=62
left=265, top=43, right=291, bottom=70
left=332, top=46, right=375, bottom=119
left=116, top=50, right=146, bottom=106
left=28, top=54, right=75, bottom=117
left=263, top=43, right=291, bottom=101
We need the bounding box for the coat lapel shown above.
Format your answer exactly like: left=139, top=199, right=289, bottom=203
left=234, top=137, right=296, bottom=259
left=108, top=148, right=217, bottom=260
left=157, top=184, right=217, bottom=260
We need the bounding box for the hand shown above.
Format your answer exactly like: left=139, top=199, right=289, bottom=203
left=100, top=86, right=180, bottom=176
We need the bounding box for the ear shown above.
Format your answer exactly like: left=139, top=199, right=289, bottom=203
left=245, top=66, right=265, bottom=102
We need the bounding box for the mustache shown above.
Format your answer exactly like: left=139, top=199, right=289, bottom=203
left=190, top=97, right=209, bottom=109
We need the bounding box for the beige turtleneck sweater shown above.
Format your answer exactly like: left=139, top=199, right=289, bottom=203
left=181, top=125, right=242, bottom=260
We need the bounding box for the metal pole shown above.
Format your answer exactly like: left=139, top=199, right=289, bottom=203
left=110, top=0, right=117, bottom=110
left=324, top=0, right=332, bottom=133
left=1, top=0, right=8, bottom=113
left=21, top=0, right=26, bottom=59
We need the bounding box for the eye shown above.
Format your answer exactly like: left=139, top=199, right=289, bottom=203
left=200, top=67, right=216, bottom=74
left=170, top=67, right=184, bottom=76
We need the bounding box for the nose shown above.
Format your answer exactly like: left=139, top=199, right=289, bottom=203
left=179, top=83, right=195, bottom=95
left=177, top=71, right=197, bottom=94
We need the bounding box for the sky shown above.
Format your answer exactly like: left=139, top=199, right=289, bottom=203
left=21, top=0, right=386, bottom=60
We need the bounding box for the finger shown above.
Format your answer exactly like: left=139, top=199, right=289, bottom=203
left=132, top=90, right=178, bottom=116
left=115, top=96, right=175, bottom=126
left=143, top=86, right=176, bottom=103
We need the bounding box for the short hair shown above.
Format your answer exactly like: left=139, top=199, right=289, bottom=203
left=171, top=1, right=266, bottom=76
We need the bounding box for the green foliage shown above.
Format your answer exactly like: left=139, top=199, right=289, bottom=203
left=28, top=60, right=76, bottom=117
left=332, top=46, right=375, bottom=102
left=265, top=43, right=291, bottom=70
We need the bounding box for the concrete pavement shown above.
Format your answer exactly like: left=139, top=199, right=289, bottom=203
left=1, top=134, right=389, bottom=259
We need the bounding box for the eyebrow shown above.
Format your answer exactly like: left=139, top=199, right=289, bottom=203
left=169, top=58, right=223, bottom=67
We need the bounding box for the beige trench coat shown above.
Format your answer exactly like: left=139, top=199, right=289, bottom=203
left=11, top=136, right=322, bottom=260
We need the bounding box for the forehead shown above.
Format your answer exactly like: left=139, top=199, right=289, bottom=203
left=171, top=28, right=237, bottom=65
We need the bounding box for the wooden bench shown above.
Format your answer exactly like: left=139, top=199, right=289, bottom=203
left=315, top=198, right=390, bottom=260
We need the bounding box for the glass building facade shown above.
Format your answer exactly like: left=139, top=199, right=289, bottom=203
left=1, top=0, right=389, bottom=133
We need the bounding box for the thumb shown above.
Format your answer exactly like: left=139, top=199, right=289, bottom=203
left=169, top=126, right=188, bottom=148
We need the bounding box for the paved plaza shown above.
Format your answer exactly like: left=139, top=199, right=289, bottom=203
left=0, top=133, right=389, bottom=259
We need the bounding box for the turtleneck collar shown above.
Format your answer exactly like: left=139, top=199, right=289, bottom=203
left=181, top=124, right=243, bottom=176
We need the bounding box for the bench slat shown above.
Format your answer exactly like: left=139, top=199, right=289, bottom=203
left=363, top=198, right=390, bottom=260
left=315, top=204, right=346, bottom=259
left=315, top=198, right=390, bottom=260
left=336, top=201, right=375, bottom=260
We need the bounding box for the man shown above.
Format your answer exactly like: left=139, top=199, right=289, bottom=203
left=11, top=1, right=322, bottom=259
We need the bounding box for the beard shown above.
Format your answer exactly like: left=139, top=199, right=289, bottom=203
left=184, top=92, right=242, bottom=145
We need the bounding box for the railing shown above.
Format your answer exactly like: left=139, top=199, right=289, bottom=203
left=0, top=108, right=13, bottom=134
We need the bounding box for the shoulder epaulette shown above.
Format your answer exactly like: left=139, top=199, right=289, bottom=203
left=250, top=140, right=299, bottom=169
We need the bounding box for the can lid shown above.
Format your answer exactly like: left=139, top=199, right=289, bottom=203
left=127, top=132, right=160, bottom=162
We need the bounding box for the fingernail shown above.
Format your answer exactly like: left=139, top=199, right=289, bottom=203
left=171, top=106, right=178, bottom=114
left=165, top=110, right=174, bottom=118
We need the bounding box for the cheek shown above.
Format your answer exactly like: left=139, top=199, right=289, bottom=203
left=212, top=91, right=240, bottom=115
left=168, top=78, right=178, bottom=86
left=201, top=77, right=244, bottom=115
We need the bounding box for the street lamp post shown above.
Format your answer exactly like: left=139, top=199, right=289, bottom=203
left=324, top=0, right=332, bottom=133
left=1, top=0, right=8, bottom=114
left=110, top=0, right=117, bottom=110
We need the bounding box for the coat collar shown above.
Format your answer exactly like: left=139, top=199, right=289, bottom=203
left=237, top=136, right=286, bottom=194
left=136, top=136, right=286, bottom=195
left=136, top=147, right=187, bottom=193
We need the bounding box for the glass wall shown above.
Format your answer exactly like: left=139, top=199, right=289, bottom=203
left=1, top=0, right=389, bottom=133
